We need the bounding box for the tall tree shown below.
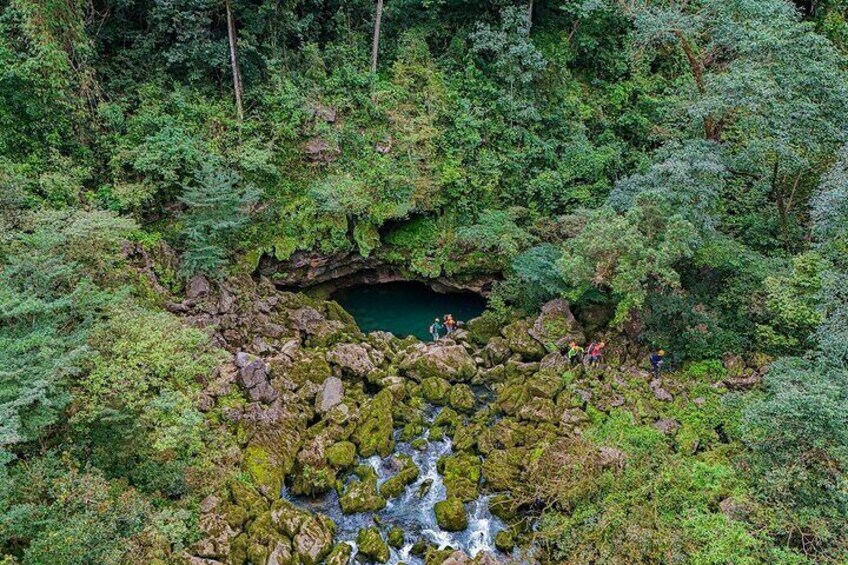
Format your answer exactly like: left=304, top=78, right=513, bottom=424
left=225, top=0, right=244, bottom=119
left=371, top=0, right=384, bottom=73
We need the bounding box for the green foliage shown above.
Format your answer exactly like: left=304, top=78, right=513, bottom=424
left=178, top=164, right=258, bottom=278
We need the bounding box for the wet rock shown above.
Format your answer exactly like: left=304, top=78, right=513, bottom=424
left=387, top=527, right=405, bottom=549
left=357, top=527, right=390, bottom=563
left=434, top=496, right=468, bottom=531
left=525, top=370, right=563, bottom=398
left=496, top=384, right=529, bottom=415
left=418, top=478, right=434, bottom=497
left=304, top=136, right=340, bottom=163
left=380, top=456, right=420, bottom=499
left=441, top=550, right=471, bottom=565
left=326, top=543, right=353, bottom=565
left=315, top=376, right=344, bottom=413
left=494, top=530, right=514, bottom=552
left=339, top=466, right=387, bottom=514
left=528, top=299, right=585, bottom=350
left=399, top=344, right=477, bottom=383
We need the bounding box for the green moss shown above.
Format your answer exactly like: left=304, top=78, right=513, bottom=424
left=434, top=497, right=468, bottom=531
left=449, top=384, right=476, bottom=412
left=325, top=441, right=357, bottom=469
left=421, top=377, right=452, bottom=405
left=356, top=527, right=390, bottom=563
left=494, top=530, right=515, bottom=551
left=326, top=543, right=353, bottom=565
left=387, top=526, right=405, bottom=548
left=352, top=389, right=395, bottom=457
left=339, top=465, right=387, bottom=514
left=380, top=456, right=420, bottom=499
left=439, top=453, right=481, bottom=501
left=243, top=444, right=284, bottom=498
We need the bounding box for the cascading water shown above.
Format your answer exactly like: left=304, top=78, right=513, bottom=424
left=282, top=409, right=506, bottom=564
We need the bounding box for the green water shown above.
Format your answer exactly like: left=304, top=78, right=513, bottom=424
left=332, top=281, right=487, bottom=341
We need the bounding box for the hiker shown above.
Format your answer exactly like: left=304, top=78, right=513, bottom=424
left=650, top=349, right=665, bottom=378
left=429, top=318, right=443, bottom=341
left=444, top=314, right=456, bottom=335
left=566, top=341, right=584, bottom=365
left=587, top=341, right=606, bottom=367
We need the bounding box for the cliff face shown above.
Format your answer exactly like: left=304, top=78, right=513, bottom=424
left=171, top=275, right=765, bottom=565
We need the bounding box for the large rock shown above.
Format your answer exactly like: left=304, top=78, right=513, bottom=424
left=234, top=353, right=278, bottom=404
left=326, top=343, right=384, bottom=378
left=315, top=376, right=344, bottom=413
left=399, top=344, right=477, bottom=382
left=440, top=453, right=481, bottom=502
left=501, top=319, right=546, bottom=361
left=528, top=299, right=585, bottom=350
left=352, top=389, right=395, bottom=457
left=339, top=466, right=387, bottom=514
left=293, top=515, right=335, bottom=565
left=434, top=497, right=468, bottom=531
left=356, top=528, right=390, bottom=563
left=421, top=377, right=452, bottom=405
left=186, top=274, right=211, bottom=299
left=380, top=456, right=420, bottom=499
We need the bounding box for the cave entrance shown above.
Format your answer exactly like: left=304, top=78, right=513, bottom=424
left=331, top=281, right=487, bottom=340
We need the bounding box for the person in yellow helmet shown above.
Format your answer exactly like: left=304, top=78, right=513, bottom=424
left=650, top=349, right=666, bottom=379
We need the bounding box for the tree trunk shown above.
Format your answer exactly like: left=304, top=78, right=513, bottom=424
left=371, top=0, right=384, bottom=73
left=527, top=0, right=534, bottom=27
left=226, top=0, right=244, bottom=120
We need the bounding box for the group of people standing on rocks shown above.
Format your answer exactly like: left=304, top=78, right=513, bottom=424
left=429, top=314, right=457, bottom=340
left=567, top=340, right=667, bottom=377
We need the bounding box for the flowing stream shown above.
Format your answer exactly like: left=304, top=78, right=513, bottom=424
left=283, top=409, right=505, bottom=564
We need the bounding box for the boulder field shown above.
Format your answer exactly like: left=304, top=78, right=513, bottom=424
left=174, top=275, right=765, bottom=565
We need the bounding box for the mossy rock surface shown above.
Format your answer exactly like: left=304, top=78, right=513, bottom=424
left=326, top=542, right=353, bottom=565
left=387, top=526, right=405, bottom=548
left=380, top=456, right=420, bottom=499
left=434, top=496, right=468, bottom=531
left=421, top=377, right=452, bottom=404
left=497, top=383, right=530, bottom=415
left=501, top=319, right=546, bottom=360
left=356, top=527, right=390, bottom=563
left=494, top=530, right=515, bottom=552
left=352, top=389, right=395, bottom=457
left=325, top=441, right=357, bottom=469
left=440, top=453, right=481, bottom=501
left=449, top=384, right=476, bottom=412
left=339, top=466, right=387, bottom=514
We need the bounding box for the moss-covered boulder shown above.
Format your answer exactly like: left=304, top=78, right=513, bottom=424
left=293, top=514, right=336, bottom=565
left=451, top=423, right=480, bottom=452
left=352, top=389, right=395, bottom=457
left=326, top=542, right=353, bottom=565
left=526, top=370, right=564, bottom=399
left=387, top=526, right=405, bottom=549
left=439, top=453, right=481, bottom=501
left=433, top=406, right=461, bottom=431
left=434, top=497, right=468, bottom=531
left=449, top=384, right=476, bottom=412
left=517, top=397, right=558, bottom=423
left=246, top=510, right=291, bottom=565
left=380, top=456, right=420, bottom=499
left=270, top=498, right=309, bottom=537
left=356, top=528, right=390, bottom=563
left=228, top=480, right=270, bottom=521
left=481, top=448, right=525, bottom=491
left=494, top=530, right=515, bottom=552
left=339, top=465, right=387, bottom=514
left=400, top=344, right=477, bottom=382
left=501, top=319, right=546, bottom=361
left=325, top=441, right=357, bottom=469
left=421, top=377, right=453, bottom=405
left=496, top=383, right=530, bottom=415
left=528, top=298, right=585, bottom=351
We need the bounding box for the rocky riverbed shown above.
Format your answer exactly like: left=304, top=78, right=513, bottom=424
left=171, top=275, right=766, bottom=565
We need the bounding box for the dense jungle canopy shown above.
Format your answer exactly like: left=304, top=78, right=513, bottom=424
left=2, top=0, right=848, bottom=563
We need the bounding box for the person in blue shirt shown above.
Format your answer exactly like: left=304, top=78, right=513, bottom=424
left=429, top=318, right=443, bottom=341
left=650, top=349, right=666, bottom=378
